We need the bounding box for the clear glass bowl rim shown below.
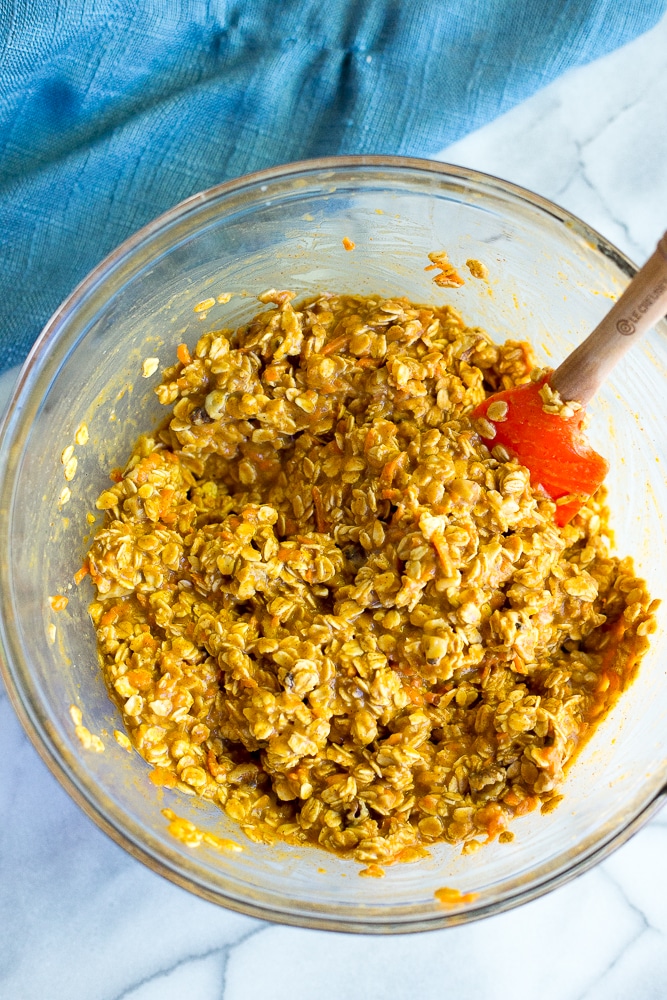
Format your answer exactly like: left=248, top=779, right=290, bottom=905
left=0, top=153, right=665, bottom=934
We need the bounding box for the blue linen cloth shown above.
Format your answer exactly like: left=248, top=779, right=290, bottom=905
left=0, top=0, right=664, bottom=374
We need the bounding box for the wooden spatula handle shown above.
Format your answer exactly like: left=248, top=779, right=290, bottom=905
left=551, top=231, right=667, bottom=405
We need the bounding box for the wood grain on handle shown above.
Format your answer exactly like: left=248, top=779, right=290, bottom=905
left=551, top=231, right=667, bottom=405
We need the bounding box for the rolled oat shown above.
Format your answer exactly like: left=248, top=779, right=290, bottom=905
left=84, top=291, right=656, bottom=865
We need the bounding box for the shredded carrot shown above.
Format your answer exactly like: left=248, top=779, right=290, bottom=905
left=277, top=548, right=303, bottom=562
left=73, top=564, right=89, bottom=586
left=126, top=669, right=153, bottom=690
left=430, top=532, right=451, bottom=572
left=390, top=503, right=405, bottom=525
left=177, top=343, right=192, bottom=366
left=321, top=333, right=351, bottom=356
left=393, top=846, right=430, bottom=864
left=150, top=767, right=178, bottom=788
left=312, top=485, right=329, bottom=532
left=435, top=887, right=479, bottom=906
left=359, top=864, right=385, bottom=877
left=100, top=605, right=122, bottom=626
left=380, top=452, right=405, bottom=487
left=475, top=802, right=507, bottom=840
left=427, top=250, right=465, bottom=288
left=513, top=795, right=539, bottom=817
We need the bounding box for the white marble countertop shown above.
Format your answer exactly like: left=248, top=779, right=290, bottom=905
left=2, top=14, right=667, bottom=999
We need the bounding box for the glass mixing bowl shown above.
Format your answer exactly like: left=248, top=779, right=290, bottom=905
left=1, top=157, right=666, bottom=933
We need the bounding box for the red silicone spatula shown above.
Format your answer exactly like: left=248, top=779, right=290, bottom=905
left=472, top=231, right=667, bottom=526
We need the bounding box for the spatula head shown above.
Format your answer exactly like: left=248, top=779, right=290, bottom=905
left=471, top=377, right=609, bottom=526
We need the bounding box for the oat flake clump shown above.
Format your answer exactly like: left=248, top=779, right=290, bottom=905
left=85, top=291, right=656, bottom=866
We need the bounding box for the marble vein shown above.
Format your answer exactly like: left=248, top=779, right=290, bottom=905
left=220, top=868, right=643, bottom=1000
left=574, top=870, right=655, bottom=1000
left=218, top=925, right=268, bottom=1000
left=109, top=924, right=265, bottom=1000
left=437, top=11, right=667, bottom=261
left=111, top=945, right=230, bottom=1000
left=554, top=136, right=645, bottom=261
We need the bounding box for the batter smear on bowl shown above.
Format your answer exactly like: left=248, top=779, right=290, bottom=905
left=84, top=290, right=657, bottom=866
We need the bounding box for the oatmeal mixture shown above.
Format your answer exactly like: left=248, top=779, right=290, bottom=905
left=85, top=291, right=656, bottom=865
